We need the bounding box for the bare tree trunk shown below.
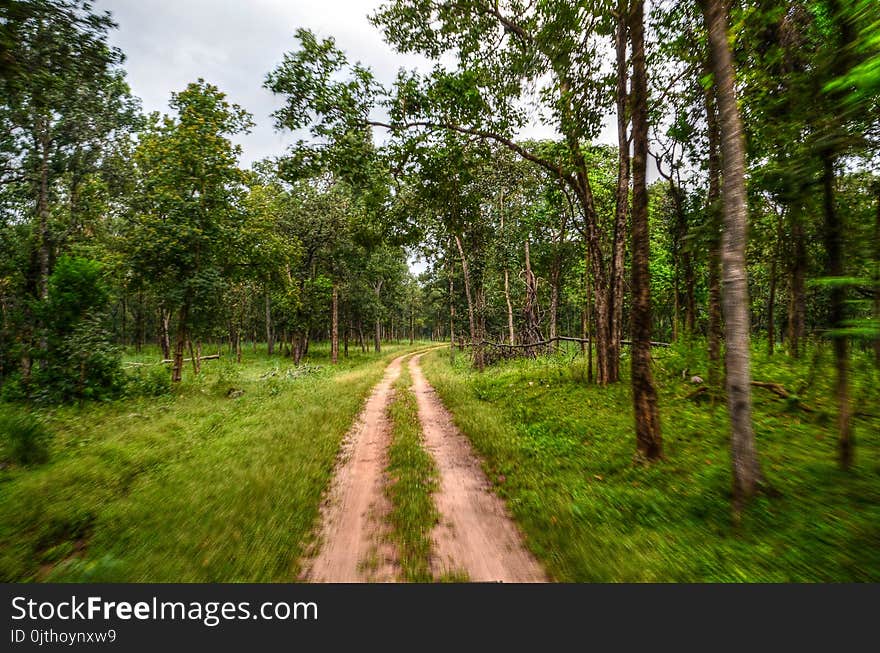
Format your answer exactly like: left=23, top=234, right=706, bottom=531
left=265, top=292, right=274, bottom=355
left=331, top=282, right=339, bottom=364
left=703, top=0, right=763, bottom=508
left=455, top=234, right=482, bottom=370
left=768, top=211, right=783, bottom=355
left=374, top=280, right=383, bottom=353
left=521, top=239, right=542, bottom=357
left=788, top=208, right=807, bottom=358
left=673, top=272, right=680, bottom=342
left=822, top=153, right=853, bottom=469
left=448, top=251, right=456, bottom=363
left=196, top=341, right=202, bottom=374
left=172, top=304, right=189, bottom=383
left=630, top=0, right=662, bottom=460
left=768, top=256, right=777, bottom=356
left=188, top=339, right=197, bottom=375
left=704, top=70, right=723, bottom=399
left=160, top=307, right=172, bottom=361
left=500, top=197, right=516, bottom=346
left=585, top=243, right=593, bottom=383
left=610, top=0, right=629, bottom=384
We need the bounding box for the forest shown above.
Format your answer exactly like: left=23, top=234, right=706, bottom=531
left=0, top=0, right=878, bottom=583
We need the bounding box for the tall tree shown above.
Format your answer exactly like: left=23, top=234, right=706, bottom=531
left=629, top=0, right=662, bottom=459
left=701, top=0, right=764, bottom=508
left=127, top=80, right=253, bottom=381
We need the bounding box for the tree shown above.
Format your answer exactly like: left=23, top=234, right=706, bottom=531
left=0, top=0, right=139, bottom=375
left=701, top=0, right=764, bottom=508
left=126, top=80, right=253, bottom=382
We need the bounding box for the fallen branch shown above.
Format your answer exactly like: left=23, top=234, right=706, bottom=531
left=750, top=381, right=815, bottom=413
left=161, top=354, right=221, bottom=364
left=468, top=336, right=670, bottom=349
left=686, top=381, right=815, bottom=413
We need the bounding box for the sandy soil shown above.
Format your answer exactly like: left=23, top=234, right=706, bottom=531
left=409, top=354, right=547, bottom=583
left=299, top=354, right=406, bottom=582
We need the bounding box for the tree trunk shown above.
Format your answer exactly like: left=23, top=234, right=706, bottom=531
left=629, top=0, right=662, bottom=461
left=500, top=197, right=516, bottom=346
left=265, top=292, right=274, bottom=355
left=331, top=282, right=339, bottom=364
left=610, top=0, right=629, bottom=384
left=37, top=127, right=51, bottom=304
left=159, top=307, right=172, bottom=361
left=585, top=243, right=593, bottom=383
left=703, top=69, right=723, bottom=399
left=703, top=0, right=763, bottom=508
left=172, top=303, right=189, bottom=383
left=549, top=253, right=561, bottom=343
left=521, top=239, right=542, bottom=357
left=788, top=207, right=807, bottom=358
left=374, top=280, right=382, bottom=353
left=768, top=211, right=783, bottom=355
left=448, top=251, right=456, bottom=364
left=822, top=153, right=853, bottom=469
left=455, top=234, right=482, bottom=370
left=768, top=255, right=777, bottom=356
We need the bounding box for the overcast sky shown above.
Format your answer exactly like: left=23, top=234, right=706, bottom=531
left=92, top=0, right=604, bottom=167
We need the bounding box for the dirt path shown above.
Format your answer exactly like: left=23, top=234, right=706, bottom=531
left=299, top=354, right=407, bottom=582
left=409, top=354, right=547, bottom=583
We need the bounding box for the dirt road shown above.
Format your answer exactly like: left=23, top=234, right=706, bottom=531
left=299, top=354, right=405, bottom=582
left=409, top=353, right=546, bottom=582
left=302, top=349, right=546, bottom=583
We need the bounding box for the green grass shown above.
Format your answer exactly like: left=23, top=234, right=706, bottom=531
left=385, top=360, right=439, bottom=582
left=420, top=341, right=880, bottom=582
left=0, top=341, right=426, bottom=582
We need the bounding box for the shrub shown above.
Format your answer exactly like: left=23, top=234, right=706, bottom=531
left=125, top=365, right=171, bottom=397
left=0, top=407, right=52, bottom=465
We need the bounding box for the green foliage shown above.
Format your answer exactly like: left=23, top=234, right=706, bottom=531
left=0, top=407, right=52, bottom=466
left=31, top=256, right=124, bottom=404
left=124, top=365, right=172, bottom=398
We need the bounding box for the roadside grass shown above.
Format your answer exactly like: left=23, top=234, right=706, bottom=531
left=0, top=341, right=426, bottom=582
left=421, top=341, right=880, bottom=582
left=385, top=360, right=439, bottom=582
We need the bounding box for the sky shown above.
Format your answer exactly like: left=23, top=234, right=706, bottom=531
left=93, top=0, right=610, bottom=167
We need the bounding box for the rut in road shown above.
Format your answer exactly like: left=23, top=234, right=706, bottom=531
left=299, top=353, right=406, bottom=582
left=409, top=353, right=547, bottom=583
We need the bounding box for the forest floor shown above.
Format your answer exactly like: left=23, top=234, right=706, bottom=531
left=300, top=348, right=545, bottom=582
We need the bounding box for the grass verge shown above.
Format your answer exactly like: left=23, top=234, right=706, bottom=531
left=385, top=360, right=439, bottom=582
left=0, top=342, right=425, bottom=582
left=420, top=342, right=880, bottom=582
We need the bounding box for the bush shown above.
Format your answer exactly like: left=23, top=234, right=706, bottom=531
left=0, top=408, right=52, bottom=465
left=125, top=365, right=171, bottom=397
left=29, top=256, right=125, bottom=404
